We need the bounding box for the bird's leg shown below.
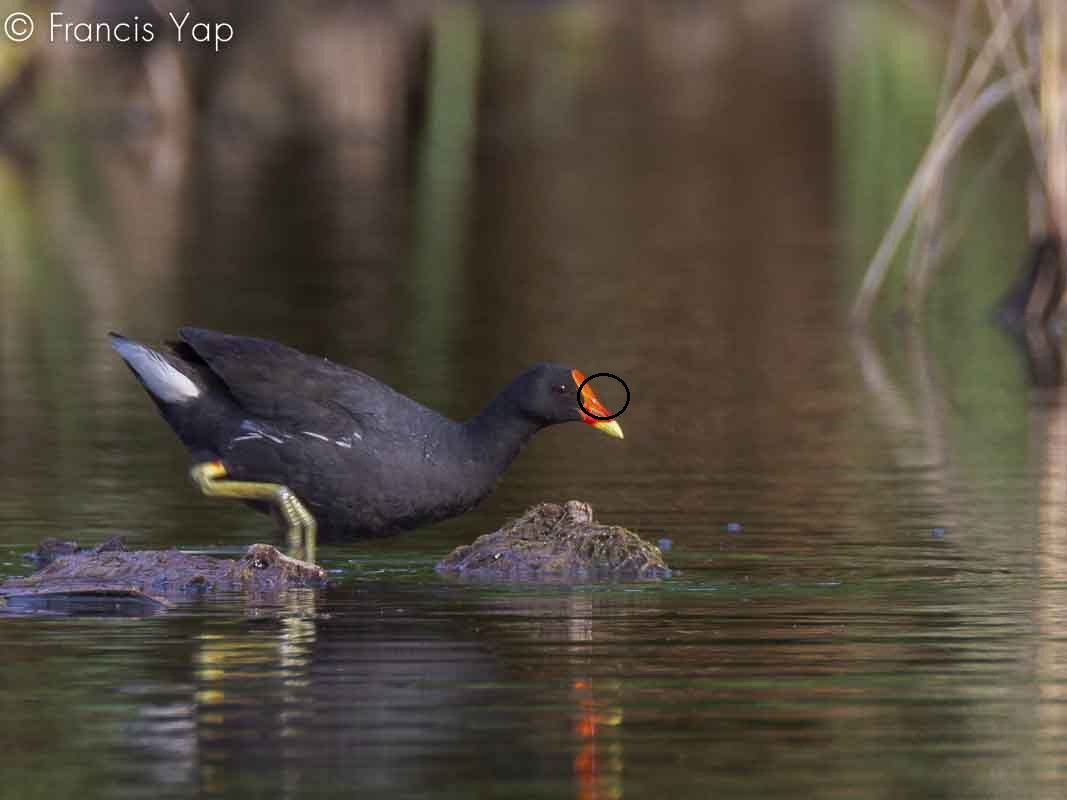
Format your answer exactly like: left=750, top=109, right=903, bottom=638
left=189, top=461, right=318, bottom=563
left=276, top=487, right=318, bottom=565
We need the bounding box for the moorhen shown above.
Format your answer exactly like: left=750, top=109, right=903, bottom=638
left=110, top=328, right=624, bottom=557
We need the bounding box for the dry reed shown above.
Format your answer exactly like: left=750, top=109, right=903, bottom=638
left=850, top=0, right=1059, bottom=327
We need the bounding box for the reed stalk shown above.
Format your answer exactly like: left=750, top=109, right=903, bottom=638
left=1042, top=0, right=1067, bottom=238
left=850, top=0, right=1062, bottom=327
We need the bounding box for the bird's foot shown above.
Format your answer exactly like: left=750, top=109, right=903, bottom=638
left=189, top=461, right=318, bottom=563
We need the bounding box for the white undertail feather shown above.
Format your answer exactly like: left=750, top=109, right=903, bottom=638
left=111, top=337, right=200, bottom=404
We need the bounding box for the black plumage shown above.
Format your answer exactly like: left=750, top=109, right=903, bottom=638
left=111, top=328, right=621, bottom=539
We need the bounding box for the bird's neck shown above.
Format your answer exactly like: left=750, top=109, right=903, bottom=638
left=462, top=389, right=543, bottom=478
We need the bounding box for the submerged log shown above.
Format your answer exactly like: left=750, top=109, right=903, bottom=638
left=997, top=237, right=1065, bottom=386
left=437, top=501, right=671, bottom=582
left=996, top=236, right=1064, bottom=328
left=1, top=538, right=327, bottom=609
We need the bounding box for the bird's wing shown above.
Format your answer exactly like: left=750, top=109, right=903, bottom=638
left=177, top=328, right=428, bottom=437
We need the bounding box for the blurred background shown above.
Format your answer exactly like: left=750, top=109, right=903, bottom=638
left=4, top=2, right=1067, bottom=799
left=0, top=0, right=1035, bottom=540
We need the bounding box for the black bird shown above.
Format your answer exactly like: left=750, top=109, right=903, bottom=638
left=111, top=328, right=624, bottom=557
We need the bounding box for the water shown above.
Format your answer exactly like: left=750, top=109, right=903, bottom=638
left=1, top=2, right=1063, bottom=798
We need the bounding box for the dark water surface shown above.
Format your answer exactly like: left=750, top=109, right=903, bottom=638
left=1, top=3, right=1061, bottom=798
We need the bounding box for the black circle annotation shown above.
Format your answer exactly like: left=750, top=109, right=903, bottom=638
left=577, top=373, right=630, bottom=422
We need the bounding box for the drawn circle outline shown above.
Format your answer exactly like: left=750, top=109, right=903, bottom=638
left=577, top=373, right=629, bottom=421
left=4, top=12, right=33, bottom=42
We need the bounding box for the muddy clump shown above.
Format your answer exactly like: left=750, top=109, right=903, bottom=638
left=437, top=501, right=670, bottom=582
left=2, top=538, right=327, bottom=609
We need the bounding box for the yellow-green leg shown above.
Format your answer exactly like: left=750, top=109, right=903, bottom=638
left=189, top=461, right=317, bottom=563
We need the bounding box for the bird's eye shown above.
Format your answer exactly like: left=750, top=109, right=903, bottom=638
left=553, top=384, right=568, bottom=395
left=253, top=558, right=268, bottom=570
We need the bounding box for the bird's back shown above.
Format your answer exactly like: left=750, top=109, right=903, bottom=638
left=114, top=329, right=516, bottom=538
left=177, top=330, right=486, bottom=536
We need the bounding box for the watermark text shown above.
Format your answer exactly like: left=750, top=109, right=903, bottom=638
left=3, top=10, right=234, bottom=51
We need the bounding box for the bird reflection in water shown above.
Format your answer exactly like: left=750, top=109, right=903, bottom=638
left=560, top=593, right=624, bottom=800
left=192, top=589, right=319, bottom=792
left=571, top=678, right=624, bottom=800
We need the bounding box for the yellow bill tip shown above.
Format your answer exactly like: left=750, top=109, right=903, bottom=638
left=594, top=419, right=624, bottom=440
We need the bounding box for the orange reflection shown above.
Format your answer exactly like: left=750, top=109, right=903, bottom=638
left=571, top=679, right=623, bottom=800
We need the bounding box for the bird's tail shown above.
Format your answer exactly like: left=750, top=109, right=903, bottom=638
left=110, top=332, right=241, bottom=461
left=109, top=332, right=204, bottom=406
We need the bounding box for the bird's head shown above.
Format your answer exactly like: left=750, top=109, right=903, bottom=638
left=516, top=363, right=624, bottom=439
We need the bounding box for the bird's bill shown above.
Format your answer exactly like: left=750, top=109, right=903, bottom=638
left=592, top=419, right=624, bottom=439
left=572, top=369, right=625, bottom=440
